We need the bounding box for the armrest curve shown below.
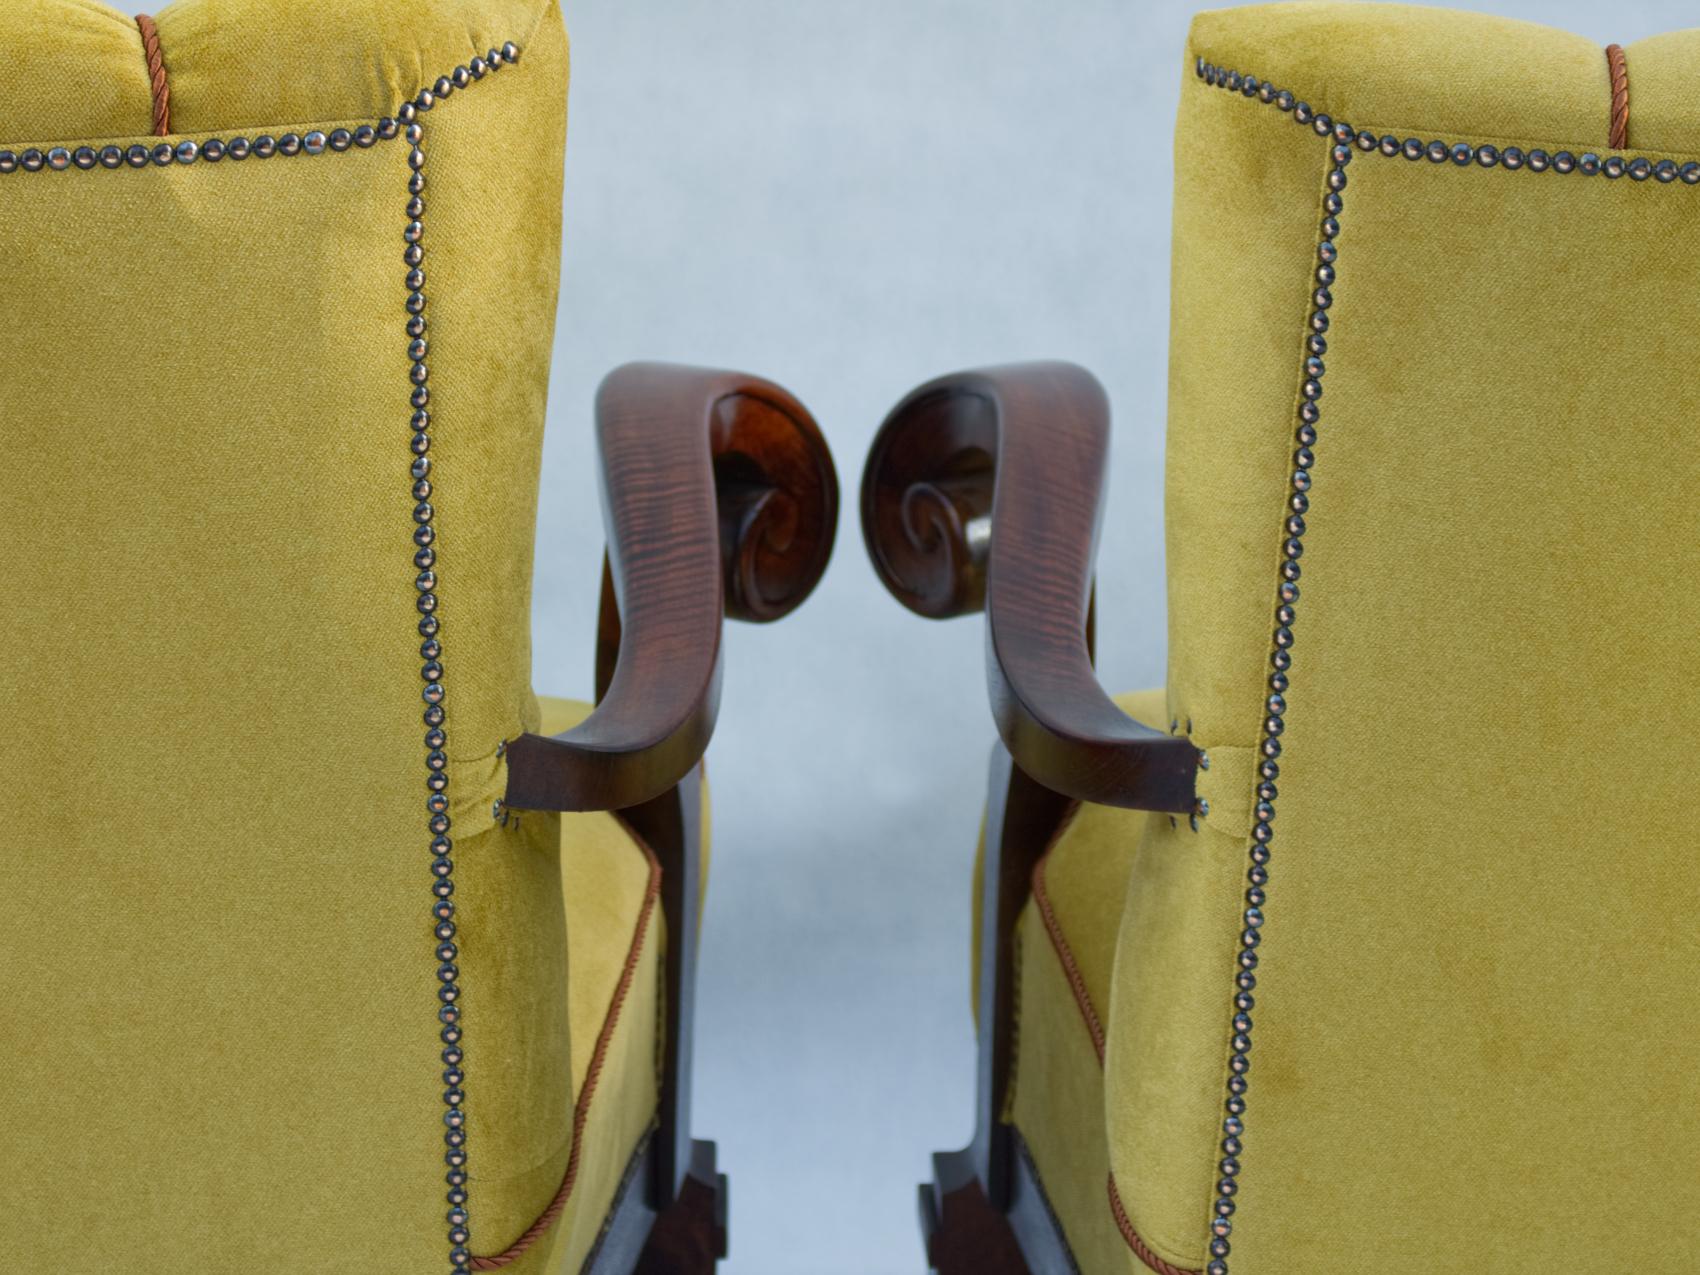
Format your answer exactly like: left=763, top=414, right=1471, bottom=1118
left=506, top=362, right=837, bottom=813
left=860, top=361, right=1197, bottom=812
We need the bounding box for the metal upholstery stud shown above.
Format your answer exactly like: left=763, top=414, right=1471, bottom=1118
left=0, top=39, right=577, bottom=1272
left=1173, top=44, right=1700, bottom=1274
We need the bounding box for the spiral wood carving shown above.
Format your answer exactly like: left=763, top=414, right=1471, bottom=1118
left=860, top=387, right=997, bottom=619
left=710, top=388, right=837, bottom=623
left=860, top=362, right=1199, bottom=813
left=508, top=363, right=836, bottom=814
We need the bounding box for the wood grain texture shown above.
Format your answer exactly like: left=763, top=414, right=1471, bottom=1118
left=622, top=765, right=705, bottom=1209
left=506, top=362, right=836, bottom=814
left=502, top=363, right=829, bottom=1258
left=861, top=361, right=1198, bottom=813
left=920, top=753, right=1092, bottom=1275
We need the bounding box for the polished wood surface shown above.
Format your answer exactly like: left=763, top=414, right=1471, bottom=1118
left=861, top=361, right=1197, bottom=813
left=922, top=1129, right=1074, bottom=1275
left=584, top=1136, right=728, bottom=1275
left=633, top=1140, right=729, bottom=1274
left=623, top=766, right=705, bottom=1208
left=872, top=362, right=1200, bottom=1270
left=506, top=362, right=836, bottom=813
left=971, top=745, right=1072, bottom=1212
left=920, top=743, right=1071, bottom=1275
left=503, top=361, right=832, bottom=1262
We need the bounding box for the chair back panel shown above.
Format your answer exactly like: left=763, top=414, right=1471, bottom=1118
left=0, top=1, right=572, bottom=1266
left=1107, top=7, right=1700, bottom=1271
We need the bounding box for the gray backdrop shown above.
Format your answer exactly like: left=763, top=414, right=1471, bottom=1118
left=115, top=1, right=1672, bottom=1269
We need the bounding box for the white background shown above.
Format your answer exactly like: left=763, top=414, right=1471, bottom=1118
left=114, top=1, right=1676, bottom=1269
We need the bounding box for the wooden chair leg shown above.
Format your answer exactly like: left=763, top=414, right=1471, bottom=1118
left=922, top=1147, right=1030, bottom=1275
left=621, top=769, right=726, bottom=1273
left=621, top=767, right=706, bottom=1207
left=918, top=745, right=1073, bottom=1272
left=635, top=1140, right=728, bottom=1274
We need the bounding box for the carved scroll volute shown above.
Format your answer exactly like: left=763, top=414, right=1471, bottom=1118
left=861, top=386, right=997, bottom=619
left=509, top=363, right=838, bottom=816
left=860, top=362, right=1199, bottom=814
left=710, top=388, right=837, bottom=623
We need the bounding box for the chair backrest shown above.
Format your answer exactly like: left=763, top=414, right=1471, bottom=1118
left=1106, top=6, right=1700, bottom=1272
left=1, top=1, right=572, bottom=1266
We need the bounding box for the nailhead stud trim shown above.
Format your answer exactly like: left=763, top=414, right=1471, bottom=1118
left=405, top=103, right=473, bottom=1273
left=1209, top=131, right=1337, bottom=1271
left=1184, top=54, right=1697, bottom=1274
left=1192, top=55, right=1700, bottom=188
left=0, top=39, right=524, bottom=1274
left=403, top=41, right=521, bottom=1274
left=1186, top=55, right=1297, bottom=1275
left=0, top=43, right=525, bottom=194
left=1199, top=56, right=1344, bottom=1275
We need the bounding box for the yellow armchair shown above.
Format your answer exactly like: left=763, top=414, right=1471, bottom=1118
left=864, top=6, right=1700, bottom=1273
left=1, top=3, right=837, bottom=1271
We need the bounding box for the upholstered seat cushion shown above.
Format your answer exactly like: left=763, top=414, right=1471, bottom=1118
left=988, top=690, right=1166, bottom=1275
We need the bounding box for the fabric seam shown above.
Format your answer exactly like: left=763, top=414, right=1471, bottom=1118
left=1110, top=1174, right=1202, bottom=1275
left=1027, top=811, right=1200, bottom=1273
left=468, top=814, right=663, bottom=1269
left=133, top=14, right=171, bottom=136
left=1028, top=806, right=1101, bottom=1063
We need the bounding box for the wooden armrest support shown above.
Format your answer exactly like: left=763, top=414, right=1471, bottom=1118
left=505, top=362, right=836, bottom=812
left=861, top=361, right=1197, bottom=812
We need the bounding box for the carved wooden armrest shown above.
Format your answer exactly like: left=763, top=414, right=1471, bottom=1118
left=861, top=361, right=1197, bottom=812
left=505, top=362, right=836, bottom=813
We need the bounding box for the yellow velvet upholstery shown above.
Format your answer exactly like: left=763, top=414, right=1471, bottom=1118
left=505, top=696, right=670, bottom=1275
left=1003, top=690, right=1167, bottom=1275
left=984, top=6, right=1700, bottom=1273
left=0, top=3, right=687, bottom=1268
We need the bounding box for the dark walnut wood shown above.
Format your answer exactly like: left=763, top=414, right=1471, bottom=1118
left=922, top=1129, right=1070, bottom=1275
left=861, top=360, right=1198, bottom=813
left=622, top=767, right=706, bottom=1210
left=868, top=363, right=1199, bottom=1272
left=584, top=1136, right=729, bottom=1275
left=919, top=745, right=1075, bottom=1275
left=505, top=362, right=836, bottom=814
left=502, top=361, right=833, bottom=1243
